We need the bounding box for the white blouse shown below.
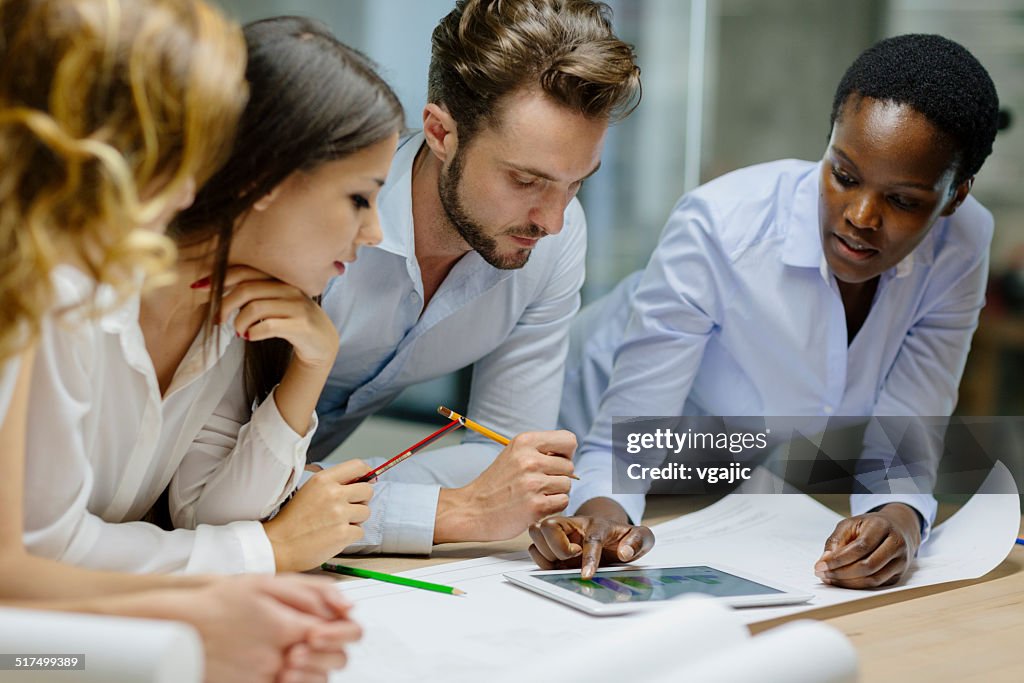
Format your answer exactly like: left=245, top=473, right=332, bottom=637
left=22, top=267, right=313, bottom=574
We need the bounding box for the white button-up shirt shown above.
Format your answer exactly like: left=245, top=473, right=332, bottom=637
left=315, top=132, right=587, bottom=554
left=563, top=160, right=992, bottom=540
left=22, top=267, right=314, bottom=574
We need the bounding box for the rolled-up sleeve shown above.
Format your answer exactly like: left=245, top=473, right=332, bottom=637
left=341, top=481, right=439, bottom=555
left=326, top=440, right=500, bottom=555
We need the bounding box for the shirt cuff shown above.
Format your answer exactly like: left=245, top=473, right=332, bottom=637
left=342, top=481, right=439, bottom=555
left=186, top=521, right=276, bottom=574
left=252, top=387, right=318, bottom=470
left=851, top=493, right=937, bottom=545
left=568, top=489, right=646, bottom=526
left=568, top=450, right=647, bottom=524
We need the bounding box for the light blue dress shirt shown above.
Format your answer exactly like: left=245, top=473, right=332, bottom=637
left=315, top=133, right=587, bottom=553
left=562, top=159, right=992, bottom=542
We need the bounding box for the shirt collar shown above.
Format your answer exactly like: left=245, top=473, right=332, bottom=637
left=52, top=264, right=145, bottom=340
left=164, top=313, right=239, bottom=396
left=92, top=270, right=239, bottom=391
left=375, top=131, right=424, bottom=259
left=94, top=273, right=237, bottom=353
left=782, top=160, right=916, bottom=280
left=781, top=162, right=827, bottom=270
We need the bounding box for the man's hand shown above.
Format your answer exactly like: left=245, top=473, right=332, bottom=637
left=528, top=497, right=654, bottom=579
left=814, top=503, right=922, bottom=589
left=434, top=431, right=576, bottom=543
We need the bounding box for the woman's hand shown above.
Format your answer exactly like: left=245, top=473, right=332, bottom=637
left=814, top=503, right=922, bottom=588
left=195, top=265, right=340, bottom=434
left=143, top=574, right=360, bottom=683
left=262, top=460, right=374, bottom=572
left=213, top=265, right=339, bottom=371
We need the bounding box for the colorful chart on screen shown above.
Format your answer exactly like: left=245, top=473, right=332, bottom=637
left=504, top=564, right=813, bottom=615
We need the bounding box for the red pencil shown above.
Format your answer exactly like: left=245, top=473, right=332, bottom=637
left=346, top=420, right=464, bottom=484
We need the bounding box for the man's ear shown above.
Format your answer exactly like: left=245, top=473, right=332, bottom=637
left=252, top=185, right=281, bottom=212
left=422, top=103, right=458, bottom=164
left=941, top=176, right=973, bottom=217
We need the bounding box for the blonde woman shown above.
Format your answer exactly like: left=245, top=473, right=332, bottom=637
left=0, top=1, right=358, bottom=681
left=18, top=16, right=404, bottom=577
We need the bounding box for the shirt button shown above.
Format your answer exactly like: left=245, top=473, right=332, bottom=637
left=823, top=405, right=834, bottom=415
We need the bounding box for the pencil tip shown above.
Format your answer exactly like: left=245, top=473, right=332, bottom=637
left=453, top=588, right=467, bottom=596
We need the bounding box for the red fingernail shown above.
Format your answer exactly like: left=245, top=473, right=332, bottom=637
left=190, top=276, right=210, bottom=289
left=243, top=332, right=250, bottom=340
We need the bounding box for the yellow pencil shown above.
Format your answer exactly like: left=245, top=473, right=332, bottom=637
left=437, top=406, right=579, bottom=480
left=437, top=406, right=510, bottom=445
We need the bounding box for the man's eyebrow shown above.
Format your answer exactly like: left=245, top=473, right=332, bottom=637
left=831, top=147, right=936, bottom=192
left=507, top=161, right=602, bottom=183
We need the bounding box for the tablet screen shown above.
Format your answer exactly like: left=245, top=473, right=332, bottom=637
left=536, top=566, right=783, bottom=604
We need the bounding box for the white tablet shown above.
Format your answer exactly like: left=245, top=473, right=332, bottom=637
left=504, top=563, right=813, bottom=616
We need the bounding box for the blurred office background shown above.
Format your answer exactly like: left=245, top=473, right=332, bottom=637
left=214, top=0, right=1024, bottom=446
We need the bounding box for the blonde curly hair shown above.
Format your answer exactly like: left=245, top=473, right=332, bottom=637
left=0, top=0, right=247, bottom=364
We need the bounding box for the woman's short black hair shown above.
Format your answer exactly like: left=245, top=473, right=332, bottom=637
left=830, top=33, right=1000, bottom=184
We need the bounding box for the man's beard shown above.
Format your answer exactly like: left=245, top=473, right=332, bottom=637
left=437, top=147, right=545, bottom=270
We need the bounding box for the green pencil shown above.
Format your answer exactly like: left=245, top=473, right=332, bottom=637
left=321, top=563, right=466, bottom=596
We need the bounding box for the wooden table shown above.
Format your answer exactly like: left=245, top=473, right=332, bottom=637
left=332, top=495, right=1024, bottom=682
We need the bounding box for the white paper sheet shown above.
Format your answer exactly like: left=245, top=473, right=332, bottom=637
left=645, top=462, right=1021, bottom=625
left=333, top=554, right=604, bottom=682
left=495, top=596, right=750, bottom=682
left=332, top=463, right=1019, bottom=681
left=664, top=619, right=858, bottom=683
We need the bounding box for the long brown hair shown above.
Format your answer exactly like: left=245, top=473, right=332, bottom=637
left=172, top=16, right=404, bottom=405
left=0, top=0, right=247, bottom=365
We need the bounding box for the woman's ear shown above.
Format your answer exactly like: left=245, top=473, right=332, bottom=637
left=941, top=176, right=973, bottom=217
left=422, top=103, right=458, bottom=164
left=252, top=185, right=281, bottom=212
